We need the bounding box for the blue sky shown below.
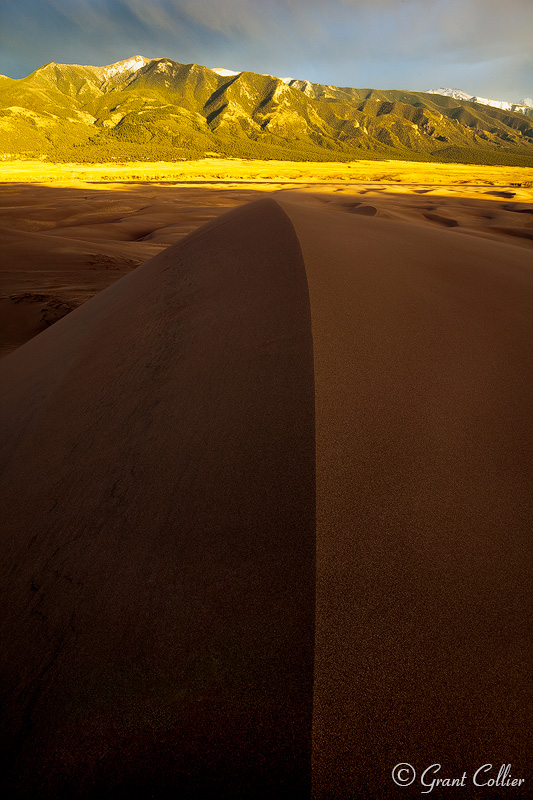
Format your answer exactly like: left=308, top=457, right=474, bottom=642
left=0, top=0, right=531, bottom=101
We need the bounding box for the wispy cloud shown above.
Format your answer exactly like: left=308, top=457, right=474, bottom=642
left=0, top=0, right=531, bottom=99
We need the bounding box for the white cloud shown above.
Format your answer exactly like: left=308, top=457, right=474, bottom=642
left=2, top=0, right=531, bottom=98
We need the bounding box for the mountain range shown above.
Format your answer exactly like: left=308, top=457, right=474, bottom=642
left=1, top=56, right=532, bottom=166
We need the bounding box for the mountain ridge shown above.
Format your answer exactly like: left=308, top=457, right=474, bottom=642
left=1, top=56, right=532, bottom=166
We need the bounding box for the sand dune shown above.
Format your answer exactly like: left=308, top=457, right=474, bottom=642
left=1, top=181, right=531, bottom=358
left=279, top=193, right=533, bottom=798
left=0, top=189, right=531, bottom=797
left=0, top=183, right=267, bottom=357
left=0, top=198, right=315, bottom=798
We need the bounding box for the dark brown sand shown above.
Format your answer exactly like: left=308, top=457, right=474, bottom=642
left=279, top=194, right=533, bottom=798
left=0, top=199, right=315, bottom=798
left=1, top=182, right=531, bottom=359
left=0, top=184, right=266, bottom=357
left=0, top=188, right=531, bottom=798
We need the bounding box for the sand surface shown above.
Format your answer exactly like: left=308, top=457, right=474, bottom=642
left=278, top=193, right=533, bottom=798
left=0, top=198, right=315, bottom=797
left=0, top=183, right=270, bottom=357
left=0, top=180, right=531, bottom=798
left=1, top=180, right=531, bottom=359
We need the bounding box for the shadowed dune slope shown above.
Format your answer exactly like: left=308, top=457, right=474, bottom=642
left=278, top=195, right=533, bottom=799
left=0, top=194, right=532, bottom=799
left=0, top=199, right=315, bottom=799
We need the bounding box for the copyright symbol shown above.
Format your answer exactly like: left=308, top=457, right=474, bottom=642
left=392, top=763, right=416, bottom=787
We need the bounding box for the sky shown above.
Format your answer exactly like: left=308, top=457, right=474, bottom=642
left=0, top=0, right=531, bottom=101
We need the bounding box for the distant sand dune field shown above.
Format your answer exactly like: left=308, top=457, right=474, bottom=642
left=1, top=168, right=531, bottom=358
left=0, top=175, right=531, bottom=797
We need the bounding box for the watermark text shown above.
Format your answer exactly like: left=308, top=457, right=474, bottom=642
left=392, top=763, right=525, bottom=793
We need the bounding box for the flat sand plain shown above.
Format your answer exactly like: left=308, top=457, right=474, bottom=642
left=1, top=159, right=532, bottom=358
left=2, top=157, right=532, bottom=184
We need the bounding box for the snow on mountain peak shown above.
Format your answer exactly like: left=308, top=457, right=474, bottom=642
left=426, top=87, right=472, bottom=101
left=426, top=88, right=532, bottom=115
left=101, top=55, right=150, bottom=80
left=211, top=68, right=240, bottom=77
left=211, top=67, right=294, bottom=84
